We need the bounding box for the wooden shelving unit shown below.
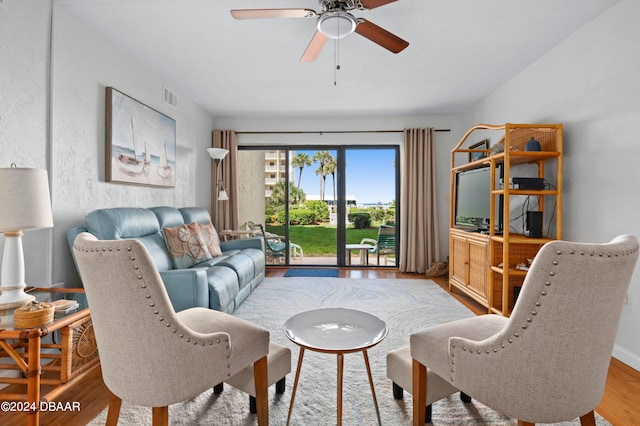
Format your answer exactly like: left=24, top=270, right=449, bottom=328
left=449, top=123, right=563, bottom=316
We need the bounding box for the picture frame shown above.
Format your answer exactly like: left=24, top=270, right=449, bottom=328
left=469, top=139, right=489, bottom=162
left=106, top=87, right=176, bottom=187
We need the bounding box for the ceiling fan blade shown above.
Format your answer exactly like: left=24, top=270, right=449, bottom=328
left=355, top=18, right=409, bottom=53
left=230, top=9, right=316, bottom=20
left=300, top=31, right=329, bottom=62
left=359, top=0, right=398, bottom=10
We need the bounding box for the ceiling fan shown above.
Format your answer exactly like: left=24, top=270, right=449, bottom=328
left=230, top=0, right=409, bottom=62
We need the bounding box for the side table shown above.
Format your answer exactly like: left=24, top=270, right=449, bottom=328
left=0, top=287, right=99, bottom=426
left=283, top=307, right=388, bottom=425
left=345, top=243, right=374, bottom=265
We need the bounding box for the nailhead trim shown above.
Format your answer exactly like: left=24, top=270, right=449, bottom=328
left=447, top=242, right=639, bottom=371
left=75, top=239, right=230, bottom=377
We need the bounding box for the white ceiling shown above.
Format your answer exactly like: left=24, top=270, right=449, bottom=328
left=59, top=0, right=619, bottom=118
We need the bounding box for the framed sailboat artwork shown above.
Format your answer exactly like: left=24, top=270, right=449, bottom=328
left=106, top=87, right=176, bottom=187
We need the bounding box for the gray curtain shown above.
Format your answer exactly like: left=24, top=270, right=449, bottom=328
left=212, top=129, right=239, bottom=231
left=400, top=128, right=440, bottom=273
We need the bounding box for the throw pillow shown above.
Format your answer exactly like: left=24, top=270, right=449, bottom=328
left=163, top=223, right=213, bottom=269
left=198, top=222, right=223, bottom=257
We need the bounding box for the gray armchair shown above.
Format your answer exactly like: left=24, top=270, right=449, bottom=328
left=72, top=232, right=271, bottom=425
left=409, top=235, right=638, bottom=425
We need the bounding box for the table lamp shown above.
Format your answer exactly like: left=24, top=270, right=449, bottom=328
left=207, top=148, right=229, bottom=202
left=0, top=167, right=54, bottom=311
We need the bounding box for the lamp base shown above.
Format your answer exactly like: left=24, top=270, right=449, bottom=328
left=0, top=294, right=36, bottom=311
left=1, top=230, right=36, bottom=312
left=0, top=295, right=35, bottom=329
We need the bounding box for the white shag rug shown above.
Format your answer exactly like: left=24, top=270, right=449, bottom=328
left=88, top=277, right=610, bottom=425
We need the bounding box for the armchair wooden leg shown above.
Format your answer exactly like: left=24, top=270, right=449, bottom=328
left=254, top=356, right=269, bottom=426
left=105, top=392, right=122, bottom=426
left=151, top=406, right=169, bottom=426
left=579, top=411, right=596, bottom=426
left=517, top=422, right=534, bottom=426
left=412, top=358, right=427, bottom=426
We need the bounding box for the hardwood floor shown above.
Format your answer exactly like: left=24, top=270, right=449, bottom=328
left=1, top=267, right=637, bottom=425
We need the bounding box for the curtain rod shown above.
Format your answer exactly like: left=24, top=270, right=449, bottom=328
left=236, top=129, right=450, bottom=135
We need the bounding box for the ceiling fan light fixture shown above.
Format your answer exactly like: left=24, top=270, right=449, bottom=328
left=317, top=11, right=357, bottom=39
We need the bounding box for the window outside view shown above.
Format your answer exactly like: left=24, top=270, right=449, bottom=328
left=241, top=147, right=397, bottom=266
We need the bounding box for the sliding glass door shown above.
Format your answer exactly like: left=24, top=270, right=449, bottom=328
left=236, top=146, right=398, bottom=267
left=344, top=147, right=398, bottom=267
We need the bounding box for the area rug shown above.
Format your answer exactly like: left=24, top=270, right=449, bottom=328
left=88, top=277, right=610, bottom=425
left=283, top=268, right=340, bottom=277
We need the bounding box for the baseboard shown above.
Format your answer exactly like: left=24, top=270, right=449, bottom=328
left=612, top=345, right=640, bottom=372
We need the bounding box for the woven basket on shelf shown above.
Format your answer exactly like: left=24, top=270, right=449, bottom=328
left=13, top=301, right=55, bottom=329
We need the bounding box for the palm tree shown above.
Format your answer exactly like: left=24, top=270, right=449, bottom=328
left=312, top=151, right=333, bottom=201
left=325, top=157, right=337, bottom=208
left=269, top=181, right=306, bottom=206
left=291, top=152, right=312, bottom=190
left=268, top=181, right=287, bottom=206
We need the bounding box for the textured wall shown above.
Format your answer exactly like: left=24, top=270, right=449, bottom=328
left=0, top=0, right=53, bottom=286
left=462, top=0, right=640, bottom=369
left=1, top=2, right=215, bottom=290
left=51, top=6, right=216, bottom=288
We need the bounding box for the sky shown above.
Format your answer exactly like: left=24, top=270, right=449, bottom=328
left=292, top=149, right=396, bottom=205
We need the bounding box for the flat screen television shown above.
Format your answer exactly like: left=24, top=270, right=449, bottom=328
left=454, top=166, right=503, bottom=232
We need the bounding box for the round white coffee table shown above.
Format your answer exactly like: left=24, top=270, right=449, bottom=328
left=283, top=307, right=388, bottom=425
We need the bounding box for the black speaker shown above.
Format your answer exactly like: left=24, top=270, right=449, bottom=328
left=526, top=211, right=543, bottom=238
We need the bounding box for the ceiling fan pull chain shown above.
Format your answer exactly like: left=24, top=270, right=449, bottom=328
left=334, top=26, right=341, bottom=85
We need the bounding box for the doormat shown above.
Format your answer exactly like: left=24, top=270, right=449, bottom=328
left=283, top=268, right=340, bottom=278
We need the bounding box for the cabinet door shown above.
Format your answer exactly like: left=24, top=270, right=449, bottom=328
left=450, top=234, right=468, bottom=285
left=467, top=238, right=488, bottom=298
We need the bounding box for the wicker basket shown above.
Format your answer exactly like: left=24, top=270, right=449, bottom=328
left=14, top=301, right=55, bottom=329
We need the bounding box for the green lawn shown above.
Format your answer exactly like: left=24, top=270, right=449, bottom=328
left=265, top=224, right=378, bottom=256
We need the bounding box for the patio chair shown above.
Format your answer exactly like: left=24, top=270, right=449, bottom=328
left=247, top=222, right=303, bottom=264
left=375, top=225, right=396, bottom=265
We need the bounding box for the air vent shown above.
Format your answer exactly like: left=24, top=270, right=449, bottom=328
left=163, top=86, right=178, bottom=108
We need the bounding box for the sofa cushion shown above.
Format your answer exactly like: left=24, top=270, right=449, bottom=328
left=163, top=223, right=213, bottom=269
left=216, top=253, right=256, bottom=289
left=180, top=207, right=212, bottom=225
left=86, top=208, right=160, bottom=240
left=206, top=266, right=240, bottom=313
left=85, top=207, right=174, bottom=271
left=151, top=206, right=187, bottom=229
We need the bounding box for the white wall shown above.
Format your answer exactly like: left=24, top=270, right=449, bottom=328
left=216, top=115, right=463, bottom=261
left=1, top=1, right=216, bottom=290
left=0, top=0, right=53, bottom=287
left=51, top=4, right=216, bottom=288
left=462, top=0, right=640, bottom=370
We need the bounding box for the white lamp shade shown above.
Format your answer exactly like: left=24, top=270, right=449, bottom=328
left=207, top=148, right=229, bottom=161
left=0, top=168, right=54, bottom=233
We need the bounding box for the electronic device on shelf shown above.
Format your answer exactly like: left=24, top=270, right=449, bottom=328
left=499, top=177, right=545, bottom=190
left=454, top=166, right=503, bottom=233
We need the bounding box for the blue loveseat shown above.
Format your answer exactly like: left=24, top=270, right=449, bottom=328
left=67, top=206, right=265, bottom=313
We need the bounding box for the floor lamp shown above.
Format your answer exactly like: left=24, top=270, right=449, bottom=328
left=207, top=148, right=229, bottom=227
left=0, top=167, right=54, bottom=325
